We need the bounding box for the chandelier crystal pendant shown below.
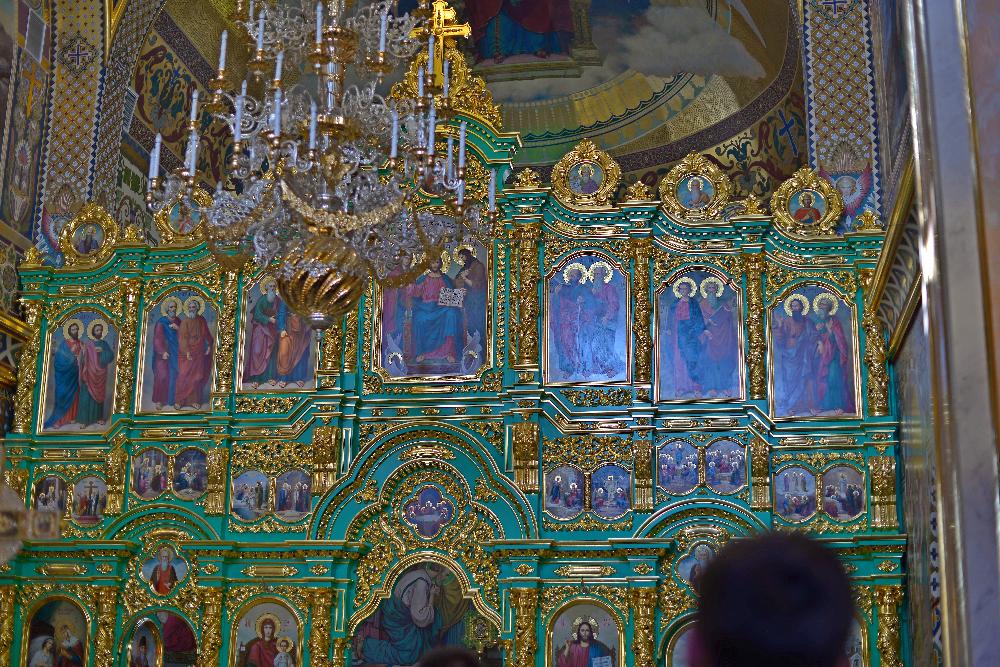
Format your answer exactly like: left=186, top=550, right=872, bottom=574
left=146, top=0, right=498, bottom=330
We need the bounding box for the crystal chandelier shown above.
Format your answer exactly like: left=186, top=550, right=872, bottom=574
left=147, top=0, right=498, bottom=329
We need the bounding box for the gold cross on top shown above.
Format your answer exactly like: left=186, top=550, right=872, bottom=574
left=427, top=0, right=471, bottom=87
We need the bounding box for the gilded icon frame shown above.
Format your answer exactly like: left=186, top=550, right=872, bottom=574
left=153, top=187, right=212, bottom=246
left=771, top=167, right=845, bottom=238
left=653, top=264, right=746, bottom=404
left=58, top=203, right=120, bottom=269
left=228, top=596, right=305, bottom=667
left=542, top=250, right=633, bottom=387
left=134, top=285, right=220, bottom=415
left=37, top=306, right=121, bottom=434
left=20, top=595, right=92, bottom=667
left=237, top=271, right=320, bottom=393
left=544, top=597, right=626, bottom=667
left=766, top=281, right=862, bottom=420
left=124, top=617, right=163, bottom=667
left=370, top=238, right=494, bottom=384
left=551, top=139, right=622, bottom=210
left=658, top=152, right=732, bottom=220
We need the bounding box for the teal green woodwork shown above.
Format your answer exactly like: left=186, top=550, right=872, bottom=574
left=0, top=120, right=906, bottom=667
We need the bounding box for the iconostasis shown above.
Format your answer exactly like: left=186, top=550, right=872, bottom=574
left=0, top=86, right=904, bottom=667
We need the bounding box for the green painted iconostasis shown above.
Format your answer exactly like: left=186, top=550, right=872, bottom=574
left=0, top=1, right=914, bottom=667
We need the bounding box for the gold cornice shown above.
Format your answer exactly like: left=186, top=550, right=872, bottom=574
left=864, top=158, right=915, bottom=311
left=0, top=312, right=29, bottom=341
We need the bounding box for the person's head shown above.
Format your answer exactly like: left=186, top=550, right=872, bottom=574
left=429, top=258, right=442, bottom=273
left=568, top=267, right=582, bottom=284
left=677, top=281, right=692, bottom=298
left=261, top=618, right=275, bottom=640
left=689, top=177, right=704, bottom=194
left=458, top=248, right=474, bottom=265
left=416, top=647, right=481, bottom=667
left=186, top=299, right=200, bottom=317
left=91, top=323, right=104, bottom=340
left=264, top=280, right=277, bottom=299
left=166, top=300, right=178, bottom=317
left=691, top=532, right=852, bottom=667
left=158, top=547, right=171, bottom=564
left=800, top=192, right=814, bottom=208
left=43, top=637, right=53, bottom=651
left=278, top=638, right=291, bottom=653
left=577, top=622, right=594, bottom=642
left=816, top=295, right=835, bottom=319
left=592, top=265, right=607, bottom=283
left=68, top=323, right=80, bottom=340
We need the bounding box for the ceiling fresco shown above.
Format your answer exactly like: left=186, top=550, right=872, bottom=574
left=392, top=0, right=800, bottom=170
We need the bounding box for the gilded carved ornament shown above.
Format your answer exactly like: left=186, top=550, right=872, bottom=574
left=770, top=167, right=845, bottom=239
left=551, top=139, right=622, bottom=210
left=658, top=152, right=733, bottom=220
left=153, top=187, right=212, bottom=246
left=875, top=586, right=904, bottom=667
left=862, top=304, right=890, bottom=417
left=631, top=588, right=657, bottom=667
left=509, top=588, right=538, bottom=667
left=57, top=203, right=120, bottom=270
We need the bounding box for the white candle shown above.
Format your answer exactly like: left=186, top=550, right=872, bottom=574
left=458, top=120, right=467, bottom=168
left=315, top=2, right=324, bottom=44
left=153, top=133, right=162, bottom=174
left=241, top=79, right=248, bottom=97
left=148, top=134, right=162, bottom=179
left=275, top=50, right=284, bottom=81
left=427, top=102, right=436, bottom=155
left=457, top=181, right=465, bottom=206
left=379, top=10, right=388, bottom=52
left=234, top=95, right=244, bottom=142
left=308, top=100, right=318, bottom=150
left=446, top=136, right=454, bottom=180
left=390, top=107, right=399, bottom=158
left=273, top=89, right=282, bottom=134
left=187, top=133, right=199, bottom=174
left=249, top=0, right=255, bottom=22
left=189, top=89, right=199, bottom=122
left=417, top=67, right=424, bottom=97
left=443, top=60, right=450, bottom=97
left=218, top=30, right=228, bottom=71
left=488, top=169, right=496, bottom=212
left=428, top=35, right=435, bottom=74
left=256, top=10, right=265, bottom=51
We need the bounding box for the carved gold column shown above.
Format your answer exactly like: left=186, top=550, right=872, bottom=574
left=512, top=420, right=539, bottom=493
left=114, top=278, right=142, bottom=414
left=0, top=584, right=15, bottom=667
left=630, top=588, right=656, bottom=667
left=197, top=588, right=223, bottom=667
left=509, top=588, right=538, bottom=667
left=321, top=323, right=343, bottom=373
left=863, top=305, right=890, bottom=416
left=875, top=585, right=904, bottom=667
left=330, top=637, right=349, bottom=667
left=94, top=586, right=118, bottom=667
left=215, top=270, right=240, bottom=395
left=103, top=439, right=128, bottom=516
left=633, top=439, right=654, bottom=512
left=869, top=455, right=899, bottom=529
left=12, top=300, right=41, bottom=433
left=630, top=236, right=653, bottom=384
left=312, top=424, right=342, bottom=494
left=205, top=445, right=230, bottom=516
left=343, top=308, right=359, bottom=374
left=309, top=590, right=334, bottom=666
left=743, top=254, right=767, bottom=400
left=750, top=437, right=770, bottom=511
left=514, top=222, right=542, bottom=368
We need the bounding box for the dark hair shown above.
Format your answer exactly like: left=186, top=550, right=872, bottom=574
left=695, top=532, right=852, bottom=667
left=416, top=647, right=481, bottom=667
